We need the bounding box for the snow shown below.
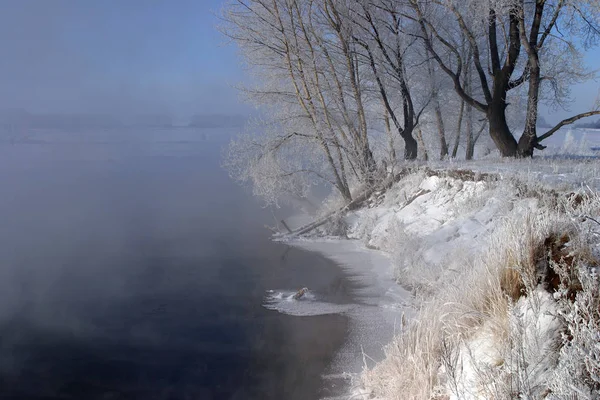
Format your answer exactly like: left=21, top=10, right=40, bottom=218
left=293, top=241, right=413, bottom=376
left=442, top=288, right=562, bottom=400
left=263, top=288, right=356, bottom=316
left=265, top=237, right=413, bottom=397
left=291, top=239, right=410, bottom=307
left=268, top=156, right=600, bottom=399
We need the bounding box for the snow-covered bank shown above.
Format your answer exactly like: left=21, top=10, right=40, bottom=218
left=280, top=163, right=600, bottom=399
left=293, top=240, right=413, bottom=377
left=265, top=238, right=413, bottom=399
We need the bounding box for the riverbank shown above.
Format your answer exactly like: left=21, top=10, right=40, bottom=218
left=283, top=160, right=600, bottom=399
left=289, top=239, right=413, bottom=398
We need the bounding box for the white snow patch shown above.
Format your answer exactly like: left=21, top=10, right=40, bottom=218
left=281, top=239, right=414, bottom=396
left=263, top=289, right=356, bottom=316
left=277, top=161, right=600, bottom=399
left=444, top=289, right=562, bottom=400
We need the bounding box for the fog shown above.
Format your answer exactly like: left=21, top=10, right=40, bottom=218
left=0, top=128, right=232, bottom=328
left=0, top=3, right=356, bottom=398
left=0, top=127, right=354, bottom=399
left=0, top=0, right=249, bottom=120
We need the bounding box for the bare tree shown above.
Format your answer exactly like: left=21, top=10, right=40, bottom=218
left=426, top=53, right=449, bottom=159
left=223, top=0, right=384, bottom=202
left=516, top=0, right=600, bottom=156
left=409, top=0, right=600, bottom=157
left=351, top=0, right=428, bottom=160
left=222, top=0, right=600, bottom=208
left=313, top=0, right=378, bottom=180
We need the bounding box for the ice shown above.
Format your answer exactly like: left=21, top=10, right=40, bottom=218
left=262, top=289, right=356, bottom=316
left=263, top=299, right=355, bottom=317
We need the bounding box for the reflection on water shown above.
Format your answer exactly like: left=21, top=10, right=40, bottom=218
left=0, top=128, right=356, bottom=399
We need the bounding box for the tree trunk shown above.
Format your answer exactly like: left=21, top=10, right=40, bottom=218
left=402, top=118, right=418, bottom=160
left=516, top=62, right=540, bottom=157
left=434, top=104, right=448, bottom=159
left=384, top=106, right=396, bottom=163
left=403, top=134, right=418, bottom=160
left=487, top=101, right=518, bottom=157
left=415, top=128, right=428, bottom=161
left=339, top=184, right=352, bottom=203
left=362, top=144, right=378, bottom=185
left=465, top=103, right=474, bottom=160
left=426, top=54, right=448, bottom=159
left=516, top=4, right=543, bottom=158
left=452, top=100, right=465, bottom=158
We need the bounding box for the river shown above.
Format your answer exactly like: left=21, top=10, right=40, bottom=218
left=0, top=127, right=358, bottom=399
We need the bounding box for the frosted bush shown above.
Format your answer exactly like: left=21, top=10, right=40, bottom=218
left=319, top=212, right=349, bottom=237
left=552, top=266, right=600, bottom=398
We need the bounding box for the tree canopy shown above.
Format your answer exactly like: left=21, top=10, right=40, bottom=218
left=222, top=0, right=600, bottom=204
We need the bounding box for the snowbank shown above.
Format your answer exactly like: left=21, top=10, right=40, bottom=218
left=266, top=238, right=413, bottom=399
left=293, top=165, right=600, bottom=399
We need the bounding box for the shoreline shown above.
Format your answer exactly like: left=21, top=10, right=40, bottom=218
left=284, top=238, right=413, bottom=399
left=279, top=164, right=600, bottom=399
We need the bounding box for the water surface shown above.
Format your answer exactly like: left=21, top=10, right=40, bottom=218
left=0, top=127, right=356, bottom=399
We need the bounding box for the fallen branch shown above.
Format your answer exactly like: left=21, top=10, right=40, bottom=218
left=277, top=169, right=414, bottom=238
left=277, top=166, right=501, bottom=239
left=399, top=188, right=431, bottom=210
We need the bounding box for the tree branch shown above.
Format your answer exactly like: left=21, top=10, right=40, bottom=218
left=488, top=8, right=501, bottom=73
left=446, top=2, right=493, bottom=103
left=409, top=1, right=488, bottom=113
left=508, top=64, right=530, bottom=89
left=539, top=0, right=566, bottom=48
left=538, top=111, right=600, bottom=142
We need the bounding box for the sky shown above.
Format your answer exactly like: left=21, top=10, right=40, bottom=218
left=0, top=0, right=598, bottom=124
left=541, top=50, right=600, bottom=123
left=0, top=0, right=251, bottom=119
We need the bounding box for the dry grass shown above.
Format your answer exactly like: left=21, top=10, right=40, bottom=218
left=358, top=171, right=600, bottom=400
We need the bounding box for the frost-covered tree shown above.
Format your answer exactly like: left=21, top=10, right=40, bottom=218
left=222, top=0, right=389, bottom=204
left=225, top=119, right=330, bottom=205
left=410, top=0, right=600, bottom=157
left=516, top=0, right=600, bottom=156
left=350, top=0, right=431, bottom=160
left=222, top=0, right=600, bottom=206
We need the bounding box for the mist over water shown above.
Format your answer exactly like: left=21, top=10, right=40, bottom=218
left=0, top=128, right=356, bottom=399
left=0, top=2, right=359, bottom=397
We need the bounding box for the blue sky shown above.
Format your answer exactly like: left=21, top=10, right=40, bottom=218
left=542, top=49, right=600, bottom=123
left=0, top=0, right=250, bottom=118
left=0, top=0, right=597, bottom=123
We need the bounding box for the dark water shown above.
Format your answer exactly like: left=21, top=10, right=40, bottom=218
left=0, top=128, right=355, bottom=399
